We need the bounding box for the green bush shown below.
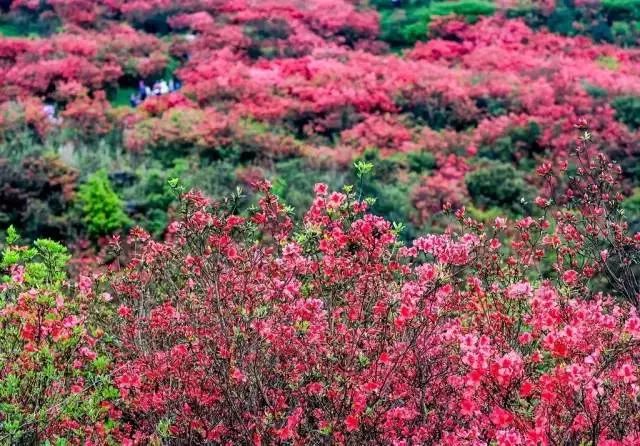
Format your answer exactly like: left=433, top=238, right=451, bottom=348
left=546, top=6, right=578, bottom=36
left=429, top=0, right=495, bottom=18
left=611, top=21, right=634, bottom=46
left=407, top=150, right=437, bottom=174
left=612, top=95, right=640, bottom=130
left=602, top=0, right=640, bottom=20
left=465, top=161, right=533, bottom=215
left=379, top=6, right=432, bottom=47
left=478, top=121, right=541, bottom=167
left=583, top=82, right=609, bottom=99
left=351, top=150, right=422, bottom=239
left=76, top=170, right=131, bottom=237
left=622, top=188, right=640, bottom=233
left=377, top=0, right=495, bottom=47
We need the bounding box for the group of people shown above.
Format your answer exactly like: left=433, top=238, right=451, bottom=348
left=130, top=78, right=182, bottom=107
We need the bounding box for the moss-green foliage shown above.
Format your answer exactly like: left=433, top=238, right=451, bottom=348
left=583, top=82, right=609, bottom=100
left=597, top=55, right=620, bottom=70
left=546, top=4, right=579, bottom=37
left=466, top=161, right=533, bottom=215
left=164, top=56, right=181, bottom=79
left=465, top=204, right=504, bottom=222
left=474, top=95, right=511, bottom=117
left=379, top=6, right=432, bottom=47
left=0, top=18, right=55, bottom=37
left=0, top=12, right=60, bottom=37
left=117, top=158, right=219, bottom=237
left=0, top=22, right=26, bottom=37
left=351, top=149, right=424, bottom=239
left=428, top=0, right=495, bottom=17
left=612, top=95, right=640, bottom=130
left=270, top=150, right=426, bottom=240
left=510, top=0, right=640, bottom=45
left=76, top=170, right=131, bottom=237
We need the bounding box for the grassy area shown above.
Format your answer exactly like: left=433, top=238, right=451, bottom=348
left=108, top=87, right=138, bottom=108
left=0, top=22, right=30, bottom=37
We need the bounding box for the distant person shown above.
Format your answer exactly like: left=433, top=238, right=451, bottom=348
left=138, top=80, right=147, bottom=100
left=130, top=93, right=140, bottom=107
left=152, top=82, right=161, bottom=96
left=43, top=103, right=61, bottom=124
left=159, top=79, right=169, bottom=95
left=145, top=85, right=152, bottom=98
left=168, top=78, right=175, bottom=92
left=43, top=103, right=55, bottom=118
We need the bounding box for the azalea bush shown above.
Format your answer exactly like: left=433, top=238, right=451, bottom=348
left=0, top=228, right=119, bottom=444
left=101, top=128, right=640, bottom=444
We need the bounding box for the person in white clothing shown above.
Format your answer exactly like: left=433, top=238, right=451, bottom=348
left=159, top=80, right=170, bottom=95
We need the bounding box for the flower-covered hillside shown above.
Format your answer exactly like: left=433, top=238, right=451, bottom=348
left=1, top=0, right=640, bottom=242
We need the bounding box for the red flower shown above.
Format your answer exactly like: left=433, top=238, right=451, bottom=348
left=562, top=270, right=578, bottom=285
left=345, top=414, right=359, bottom=432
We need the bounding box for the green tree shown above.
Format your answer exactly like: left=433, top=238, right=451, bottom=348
left=465, top=161, right=533, bottom=215
left=76, top=170, right=131, bottom=237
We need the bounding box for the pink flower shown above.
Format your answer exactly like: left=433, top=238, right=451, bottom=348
left=11, top=265, right=24, bottom=284
left=78, top=275, right=92, bottom=295
left=562, top=269, right=578, bottom=285
left=117, top=305, right=132, bottom=318
left=490, top=407, right=514, bottom=428
left=231, top=367, right=247, bottom=384
left=534, top=196, right=550, bottom=208
left=314, top=183, right=328, bottom=196
left=617, top=363, right=637, bottom=384
left=507, top=281, right=532, bottom=299
left=518, top=332, right=533, bottom=344
left=79, top=347, right=97, bottom=360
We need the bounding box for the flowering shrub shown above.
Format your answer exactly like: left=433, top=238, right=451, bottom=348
left=103, top=129, right=640, bottom=444
left=0, top=228, right=119, bottom=444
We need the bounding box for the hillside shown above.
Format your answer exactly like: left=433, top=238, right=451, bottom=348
left=0, top=0, right=639, bottom=243
left=2, top=1, right=640, bottom=444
